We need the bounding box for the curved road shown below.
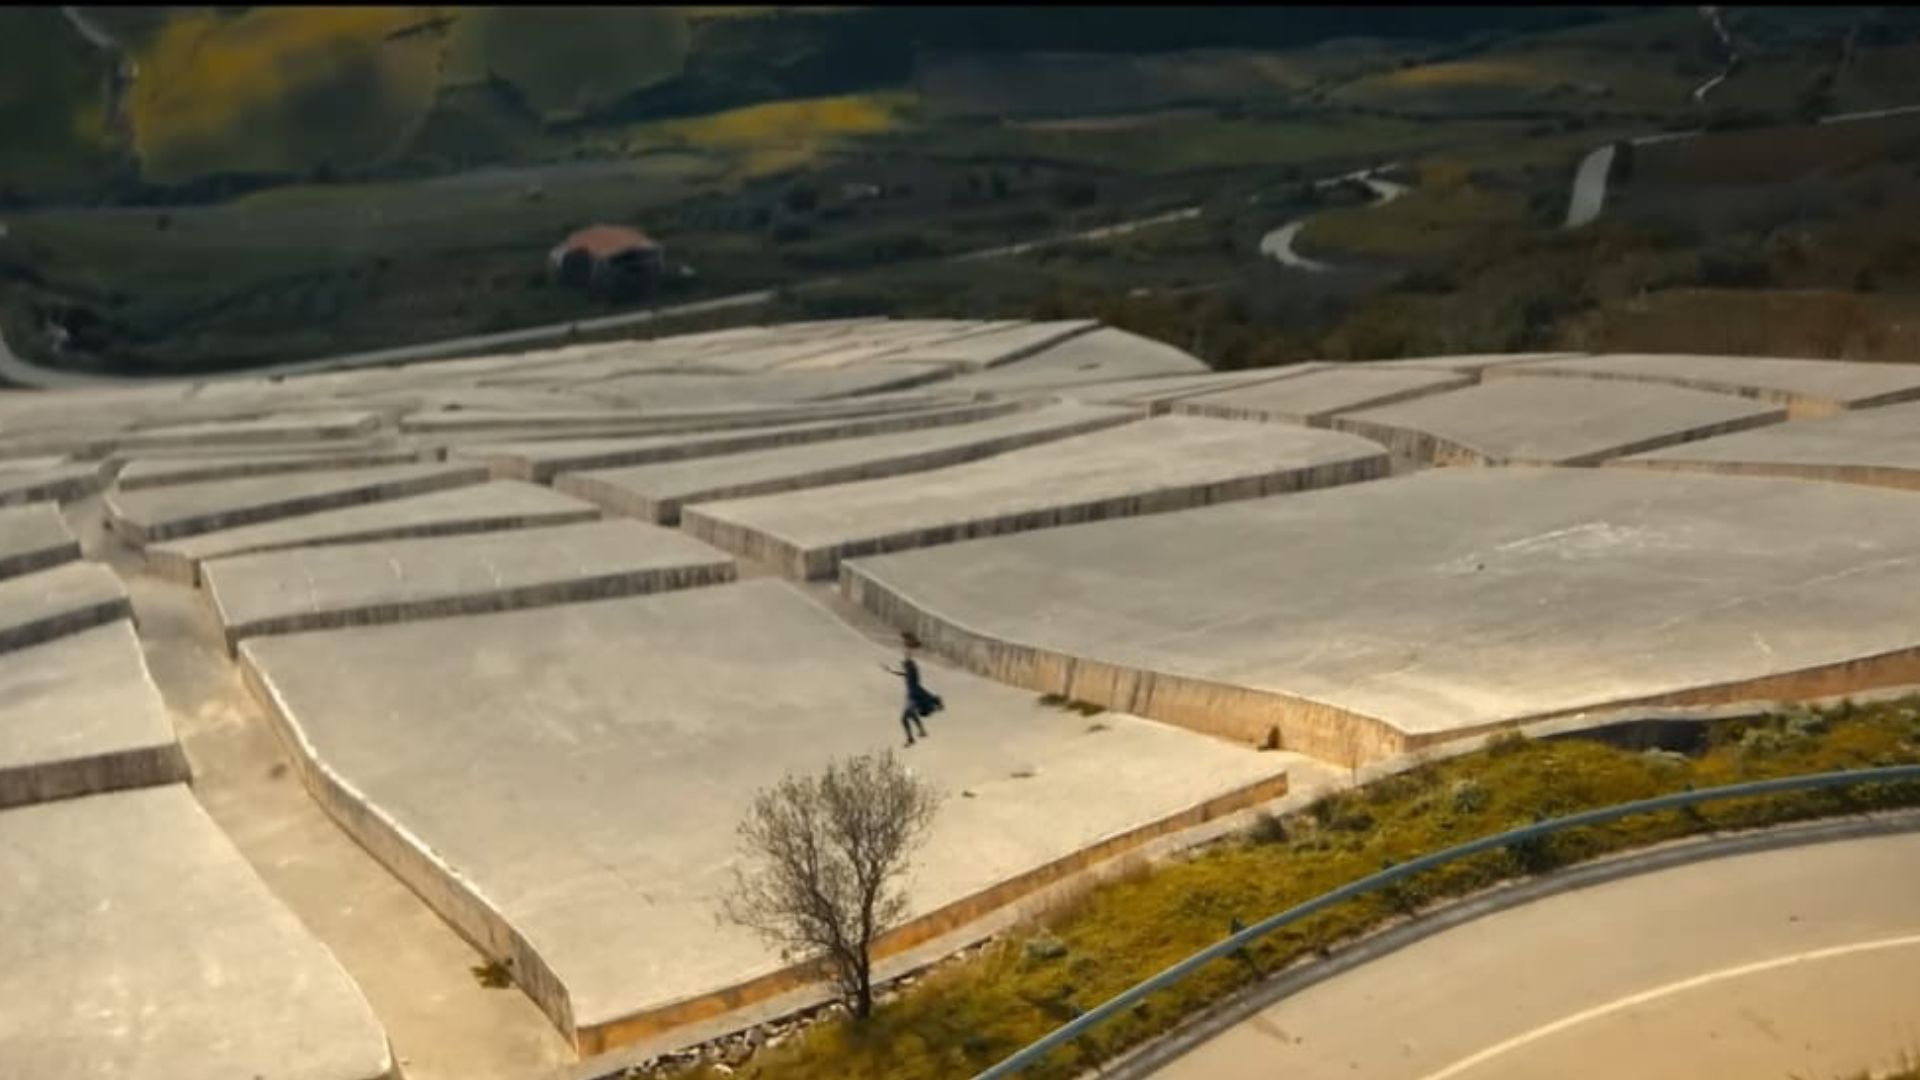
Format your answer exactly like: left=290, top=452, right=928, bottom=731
left=1259, top=168, right=1410, bottom=271
left=1153, top=829, right=1920, bottom=1080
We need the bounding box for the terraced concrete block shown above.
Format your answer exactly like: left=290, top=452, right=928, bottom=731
left=0, top=785, right=395, bottom=1080
left=1489, top=353, right=1920, bottom=418
left=204, top=519, right=735, bottom=652
left=791, top=319, right=1097, bottom=372
left=1358, top=352, right=1585, bottom=374
left=1058, top=365, right=1332, bottom=411
left=1333, top=377, right=1786, bottom=466
left=841, top=468, right=1920, bottom=763
left=582, top=363, right=958, bottom=406
left=115, top=445, right=430, bottom=490
left=557, top=402, right=1139, bottom=523
left=112, top=409, right=383, bottom=451
left=105, top=461, right=488, bottom=545
left=1174, top=367, right=1471, bottom=425
left=145, top=481, right=602, bottom=585
left=0, top=622, right=188, bottom=809
left=948, top=327, right=1209, bottom=395
left=0, top=561, right=131, bottom=656
left=0, top=461, right=106, bottom=507
left=239, top=579, right=1289, bottom=1053
left=398, top=394, right=946, bottom=439
left=456, top=400, right=1025, bottom=483
left=682, top=416, right=1388, bottom=581
left=1611, top=398, right=1920, bottom=491
left=0, top=503, right=79, bottom=580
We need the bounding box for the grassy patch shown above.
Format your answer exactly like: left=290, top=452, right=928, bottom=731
left=662, top=699, right=1920, bottom=1079
left=931, top=113, right=1465, bottom=175
left=128, top=7, right=445, bottom=184
left=442, top=7, right=691, bottom=122
left=625, top=92, right=911, bottom=178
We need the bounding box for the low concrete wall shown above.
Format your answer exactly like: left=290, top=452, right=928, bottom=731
left=688, top=454, right=1391, bottom=583
left=241, top=647, right=1288, bottom=1057
left=1608, top=457, right=1920, bottom=493
left=0, top=742, right=192, bottom=811
left=0, top=597, right=133, bottom=657
left=840, top=566, right=1409, bottom=764
left=108, top=465, right=489, bottom=546
left=114, top=447, right=430, bottom=491
left=241, top=658, right=580, bottom=1042
left=555, top=410, right=1136, bottom=525
left=145, top=505, right=603, bottom=586
left=487, top=401, right=1027, bottom=483
left=1481, top=366, right=1916, bottom=421
left=1326, top=415, right=1494, bottom=466
left=0, top=537, right=79, bottom=581
left=574, top=768, right=1291, bottom=1057
left=0, top=467, right=105, bottom=508
left=213, top=559, right=737, bottom=656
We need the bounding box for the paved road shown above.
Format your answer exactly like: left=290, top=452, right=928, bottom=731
left=1153, top=830, right=1920, bottom=1080
left=1258, top=168, right=1409, bottom=272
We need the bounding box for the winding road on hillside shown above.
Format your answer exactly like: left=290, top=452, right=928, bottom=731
left=1258, top=167, right=1411, bottom=272
left=1146, top=827, right=1920, bottom=1080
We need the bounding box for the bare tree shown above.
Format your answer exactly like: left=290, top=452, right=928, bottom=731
left=722, top=750, right=941, bottom=1019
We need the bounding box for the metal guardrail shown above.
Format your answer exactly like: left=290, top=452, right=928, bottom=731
left=974, top=763, right=1920, bottom=1079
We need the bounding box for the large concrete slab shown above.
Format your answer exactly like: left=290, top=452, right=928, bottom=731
left=0, top=460, right=106, bottom=507
left=786, top=320, right=1098, bottom=372
left=842, top=467, right=1920, bottom=763
left=0, top=785, right=395, bottom=1080
left=396, top=393, right=949, bottom=438
left=682, top=416, right=1389, bottom=580
left=580, top=363, right=958, bottom=406
left=0, top=561, right=131, bottom=656
left=1489, top=353, right=1920, bottom=418
left=239, top=579, right=1292, bottom=1053
left=1332, top=378, right=1787, bottom=466
left=115, top=445, right=431, bottom=490
left=946, top=327, right=1210, bottom=395
left=1355, top=352, right=1585, bottom=374
left=145, top=480, right=602, bottom=585
left=105, top=461, right=488, bottom=545
left=111, top=409, right=384, bottom=451
left=0, top=621, right=188, bottom=809
left=455, top=400, right=1025, bottom=483
left=1174, top=367, right=1471, bottom=424
left=0, top=502, right=79, bottom=580
left=1058, top=365, right=1332, bottom=411
left=1613, top=398, right=1920, bottom=490
left=557, top=402, right=1139, bottom=524
left=203, top=519, right=735, bottom=652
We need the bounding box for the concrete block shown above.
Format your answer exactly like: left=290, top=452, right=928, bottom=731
left=1058, top=364, right=1333, bottom=411
left=0, top=461, right=106, bottom=507
left=114, top=445, right=430, bottom=490
left=1613, top=399, right=1920, bottom=490
left=145, top=480, right=602, bottom=585
left=203, top=519, right=736, bottom=652
left=0, top=622, right=188, bottom=809
left=791, top=320, right=1098, bottom=372
left=397, top=393, right=947, bottom=437
left=841, top=468, right=1920, bottom=763
left=947, top=328, right=1209, bottom=395
left=557, top=402, right=1139, bottom=524
left=1174, top=367, right=1471, bottom=424
left=111, top=409, right=384, bottom=451
left=0, top=561, right=131, bottom=656
left=239, top=579, right=1289, bottom=1053
left=683, top=416, right=1389, bottom=580
left=0, top=785, right=394, bottom=1080
left=104, top=461, right=488, bottom=545
left=455, top=400, right=1026, bottom=483
left=0, top=503, right=79, bottom=580
left=1488, top=353, right=1920, bottom=418
left=1332, top=377, right=1786, bottom=466
left=1354, top=352, right=1585, bottom=374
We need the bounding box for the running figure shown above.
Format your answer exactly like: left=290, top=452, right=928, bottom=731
left=883, top=634, right=944, bottom=747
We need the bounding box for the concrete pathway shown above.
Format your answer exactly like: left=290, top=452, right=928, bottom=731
left=58, top=494, right=576, bottom=1080
left=1152, top=829, right=1920, bottom=1080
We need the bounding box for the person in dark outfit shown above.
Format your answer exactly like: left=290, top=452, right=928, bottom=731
left=883, top=635, right=944, bottom=747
